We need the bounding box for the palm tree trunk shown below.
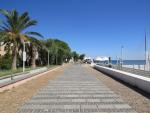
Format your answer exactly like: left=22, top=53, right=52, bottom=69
left=31, top=44, right=36, bottom=68
left=12, top=43, right=17, bottom=70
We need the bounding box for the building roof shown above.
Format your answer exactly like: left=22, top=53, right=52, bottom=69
left=94, top=56, right=109, bottom=61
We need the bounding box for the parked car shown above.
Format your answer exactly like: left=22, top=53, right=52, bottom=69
left=83, top=59, right=92, bottom=64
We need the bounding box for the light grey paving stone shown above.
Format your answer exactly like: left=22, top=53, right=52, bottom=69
left=86, top=99, right=101, bottom=102
left=16, top=65, right=138, bottom=113
left=64, top=105, right=80, bottom=109
left=71, top=99, right=87, bottom=102
left=114, top=104, right=132, bottom=109
left=97, top=104, right=115, bottom=109
left=81, top=105, right=98, bottom=109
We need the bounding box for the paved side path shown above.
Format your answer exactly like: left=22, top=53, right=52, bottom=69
left=16, top=65, right=137, bottom=113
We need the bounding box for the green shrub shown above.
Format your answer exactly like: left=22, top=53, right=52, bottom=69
left=0, top=53, right=12, bottom=70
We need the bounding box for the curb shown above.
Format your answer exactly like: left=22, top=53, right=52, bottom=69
left=0, top=66, right=61, bottom=92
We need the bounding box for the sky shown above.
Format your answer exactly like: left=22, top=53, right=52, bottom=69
left=0, top=0, right=150, bottom=60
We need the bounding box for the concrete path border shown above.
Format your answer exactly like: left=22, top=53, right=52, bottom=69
left=0, top=66, right=61, bottom=92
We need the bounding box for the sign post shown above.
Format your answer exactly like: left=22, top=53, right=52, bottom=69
left=23, top=51, right=26, bottom=72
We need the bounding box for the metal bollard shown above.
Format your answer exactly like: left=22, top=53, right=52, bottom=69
left=11, top=70, right=14, bottom=80
left=11, top=74, right=14, bottom=80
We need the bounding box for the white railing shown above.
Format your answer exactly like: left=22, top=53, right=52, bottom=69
left=123, top=65, right=150, bottom=71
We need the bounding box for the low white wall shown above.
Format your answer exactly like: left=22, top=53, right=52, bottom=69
left=93, top=64, right=150, bottom=93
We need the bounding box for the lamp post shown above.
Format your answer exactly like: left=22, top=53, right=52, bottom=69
left=55, top=47, right=58, bottom=65
left=121, top=45, right=124, bottom=67
left=23, top=41, right=30, bottom=72
left=48, top=50, right=49, bottom=67
left=42, top=46, right=50, bottom=67
left=116, top=56, right=118, bottom=65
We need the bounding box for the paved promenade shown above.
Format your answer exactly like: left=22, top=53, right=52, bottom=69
left=16, top=65, right=137, bottom=113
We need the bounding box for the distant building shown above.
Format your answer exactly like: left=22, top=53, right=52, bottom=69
left=0, top=42, right=6, bottom=56
left=94, top=56, right=108, bottom=61
left=0, top=42, right=39, bottom=60
left=83, top=57, right=92, bottom=64
left=93, top=56, right=109, bottom=64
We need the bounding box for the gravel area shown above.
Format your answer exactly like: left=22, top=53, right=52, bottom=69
left=0, top=65, right=69, bottom=113
left=84, top=65, right=150, bottom=113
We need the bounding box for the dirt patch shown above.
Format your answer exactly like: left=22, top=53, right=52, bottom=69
left=0, top=64, right=70, bottom=113
left=85, top=65, right=150, bottom=113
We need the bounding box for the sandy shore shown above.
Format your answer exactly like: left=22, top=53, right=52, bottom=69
left=0, top=65, right=69, bottom=113
left=85, top=65, right=150, bottom=113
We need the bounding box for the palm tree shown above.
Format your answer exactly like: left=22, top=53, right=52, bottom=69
left=0, top=9, right=42, bottom=70
left=29, top=37, right=42, bottom=68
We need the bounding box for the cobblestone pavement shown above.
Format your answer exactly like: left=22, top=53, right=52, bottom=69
left=16, top=65, right=138, bottom=113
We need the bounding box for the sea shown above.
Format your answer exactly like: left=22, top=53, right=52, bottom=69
left=111, top=60, right=146, bottom=65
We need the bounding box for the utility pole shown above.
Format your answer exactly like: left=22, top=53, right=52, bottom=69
left=116, top=56, right=118, bottom=65
left=145, top=32, right=147, bottom=64
left=145, top=32, right=150, bottom=71
left=48, top=50, right=49, bottom=67
left=55, top=47, right=58, bottom=65
left=121, top=45, right=124, bottom=66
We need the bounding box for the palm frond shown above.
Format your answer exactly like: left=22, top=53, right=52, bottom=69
left=19, top=34, right=29, bottom=41
left=1, top=21, right=11, bottom=30
left=0, top=26, right=9, bottom=32
left=0, top=32, right=11, bottom=42
left=11, top=10, right=19, bottom=32
left=25, top=31, right=43, bottom=38
left=17, top=12, right=30, bottom=32
left=23, top=20, right=37, bottom=30
left=20, top=12, right=28, bottom=20
left=28, top=36, right=43, bottom=49
left=0, top=9, right=10, bottom=18
left=0, top=9, right=13, bottom=31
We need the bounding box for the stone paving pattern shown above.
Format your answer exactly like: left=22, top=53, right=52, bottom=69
left=16, top=65, right=138, bottom=113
